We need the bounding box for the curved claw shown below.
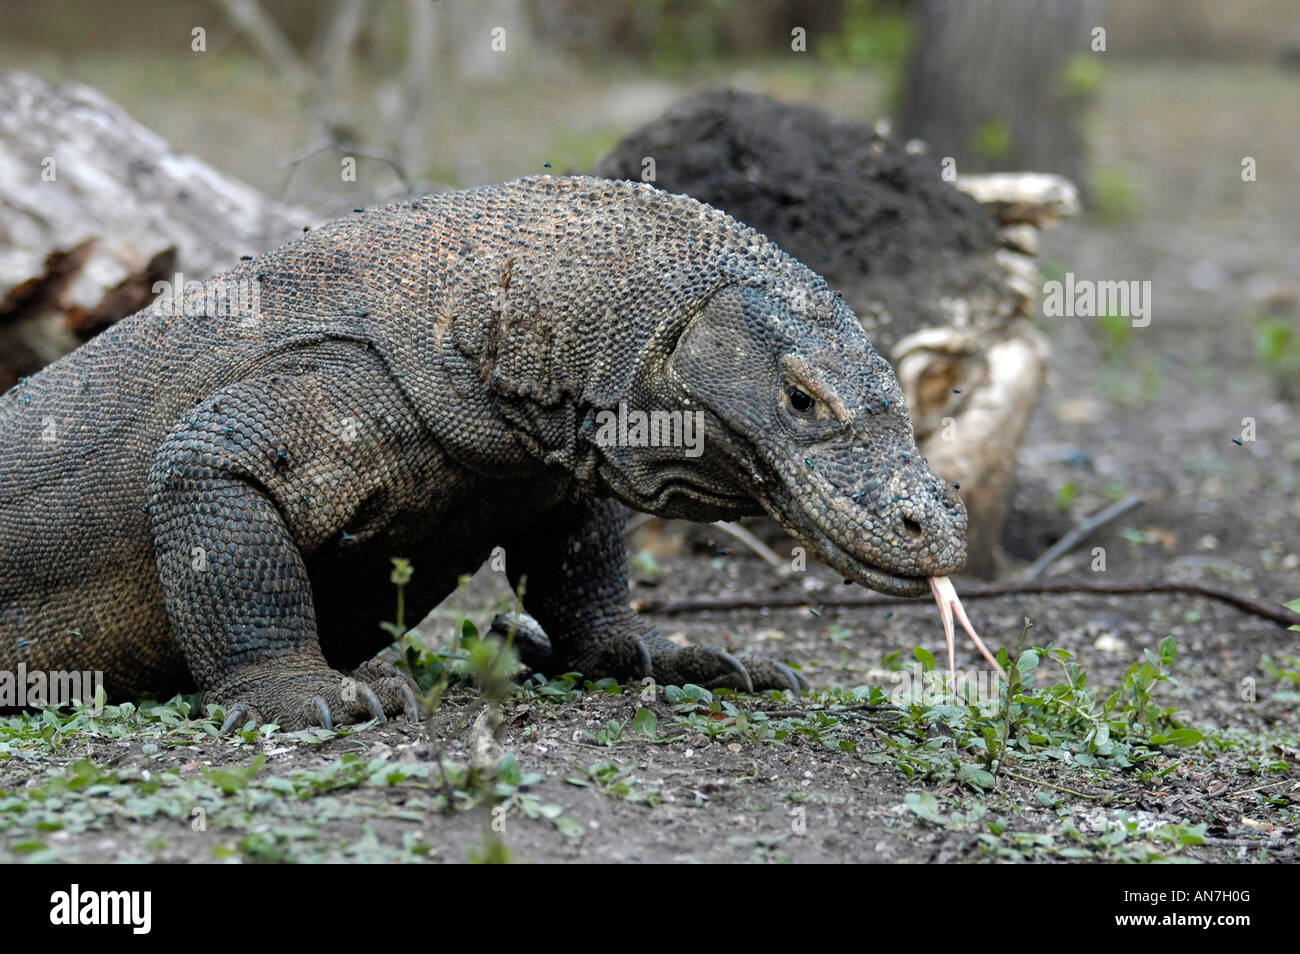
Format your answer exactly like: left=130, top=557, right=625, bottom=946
left=311, top=696, right=334, bottom=731
left=219, top=702, right=252, bottom=736
left=631, top=635, right=653, bottom=680
left=772, top=662, right=807, bottom=694
left=357, top=684, right=386, bottom=723
left=400, top=684, right=420, bottom=723
left=710, top=649, right=754, bottom=693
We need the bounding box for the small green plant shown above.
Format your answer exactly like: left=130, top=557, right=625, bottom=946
left=1261, top=651, right=1300, bottom=704
left=1286, top=599, right=1300, bottom=633
left=820, top=0, right=913, bottom=87
left=1060, top=53, right=1105, bottom=96
left=631, top=548, right=659, bottom=576
left=1253, top=316, right=1300, bottom=400
left=1090, top=166, right=1140, bottom=224
left=379, top=557, right=414, bottom=640
left=565, top=761, right=662, bottom=807
left=1098, top=307, right=1133, bottom=360
left=584, top=719, right=626, bottom=746
left=972, top=119, right=1013, bottom=161
left=1053, top=481, right=1077, bottom=510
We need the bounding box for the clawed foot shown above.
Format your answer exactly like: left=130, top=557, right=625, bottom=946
left=491, top=612, right=807, bottom=694
left=212, top=657, right=419, bottom=733
left=643, top=638, right=808, bottom=693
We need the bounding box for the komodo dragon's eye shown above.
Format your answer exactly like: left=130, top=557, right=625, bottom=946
left=786, top=387, right=815, bottom=413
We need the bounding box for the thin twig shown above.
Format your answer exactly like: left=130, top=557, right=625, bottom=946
left=1226, top=778, right=1295, bottom=799
left=631, top=579, right=1300, bottom=629
left=709, top=521, right=788, bottom=571
left=753, top=702, right=896, bottom=719
left=625, top=517, right=789, bottom=573
left=1201, top=836, right=1280, bottom=849
left=276, top=134, right=412, bottom=188
left=1021, top=494, right=1143, bottom=579
left=1002, top=770, right=1104, bottom=800
left=216, top=0, right=311, bottom=95
left=623, top=513, right=656, bottom=535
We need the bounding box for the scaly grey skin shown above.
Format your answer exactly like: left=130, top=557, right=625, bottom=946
left=0, top=176, right=966, bottom=730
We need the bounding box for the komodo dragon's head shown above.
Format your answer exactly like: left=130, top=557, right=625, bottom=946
left=616, top=280, right=968, bottom=598
left=460, top=176, right=966, bottom=598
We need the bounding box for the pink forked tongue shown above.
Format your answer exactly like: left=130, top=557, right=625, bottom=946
left=928, top=575, right=1007, bottom=686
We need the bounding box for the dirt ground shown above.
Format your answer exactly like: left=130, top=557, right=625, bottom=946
left=0, top=58, right=1297, bottom=864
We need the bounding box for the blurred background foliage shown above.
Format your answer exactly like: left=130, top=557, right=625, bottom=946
left=3, top=0, right=1297, bottom=198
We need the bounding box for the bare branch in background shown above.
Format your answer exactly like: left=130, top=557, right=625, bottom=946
left=396, top=0, right=440, bottom=181
left=310, top=0, right=369, bottom=132
left=216, top=0, right=312, bottom=96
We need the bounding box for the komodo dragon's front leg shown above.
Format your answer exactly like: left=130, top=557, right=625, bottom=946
left=145, top=345, right=421, bottom=731
left=498, top=498, right=806, bottom=693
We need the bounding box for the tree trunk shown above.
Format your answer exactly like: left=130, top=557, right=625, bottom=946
left=899, top=0, right=1105, bottom=186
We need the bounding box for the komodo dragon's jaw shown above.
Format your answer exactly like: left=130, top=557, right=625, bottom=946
left=644, top=281, right=969, bottom=597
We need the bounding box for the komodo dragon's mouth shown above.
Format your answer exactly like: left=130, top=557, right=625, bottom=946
left=766, top=498, right=1008, bottom=684
left=806, top=524, right=932, bottom=597
left=765, top=500, right=933, bottom=598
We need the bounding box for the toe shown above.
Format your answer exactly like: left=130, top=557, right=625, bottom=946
left=355, top=683, right=387, bottom=722
left=218, top=702, right=259, bottom=735
left=643, top=640, right=752, bottom=692
left=572, top=632, right=654, bottom=683
left=737, top=656, right=810, bottom=693
left=310, top=696, right=335, bottom=731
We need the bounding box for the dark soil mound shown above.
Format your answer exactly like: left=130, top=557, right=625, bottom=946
left=592, top=89, right=1002, bottom=348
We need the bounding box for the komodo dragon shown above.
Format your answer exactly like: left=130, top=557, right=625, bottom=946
left=0, top=175, right=968, bottom=730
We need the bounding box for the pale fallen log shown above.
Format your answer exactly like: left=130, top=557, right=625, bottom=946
left=0, top=71, right=311, bottom=389
left=886, top=170, right=1077, bottom=576
left=894, top=323, right=1050, bottom=577
left=954, top=172, right=1081, bottom=226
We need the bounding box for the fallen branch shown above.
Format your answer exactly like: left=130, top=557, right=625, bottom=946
left=632, top=578, right=1300, bottom=629
left=624, top=515, right=789, bottom=573
left=1020, top=493, right=1144, bottom=580
left=624, top=512, right=657, bottom=535
left=709, top=521, right=788, bottom=572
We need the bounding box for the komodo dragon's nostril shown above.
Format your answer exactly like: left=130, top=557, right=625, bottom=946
left=901, top=516, right=924, bottom=538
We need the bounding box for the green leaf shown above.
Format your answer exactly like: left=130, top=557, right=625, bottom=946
left=631, top=707, right=659, bottom=737
left=389, top=557, right=413, bottom=586
left=958, top=763, right=996, bottom=790
left=1159, top=635, right=1177, bottom=665
left=678, top=684, right=713, bottom=704
left=913, top=646, right=935, bottom=672
left=904, top=792, right=944, bottom=825
left=1163, top=728, right=1203, bottom=748
left=554, top=816, right=585, bottom=839
left=1054, top=481, right=1077, bottom=510
left=496, top=752, right=521, bottom=785
left=1016, top=649, right=1040, bottom=674
left=1284, top=599, right=1300, bottom=631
